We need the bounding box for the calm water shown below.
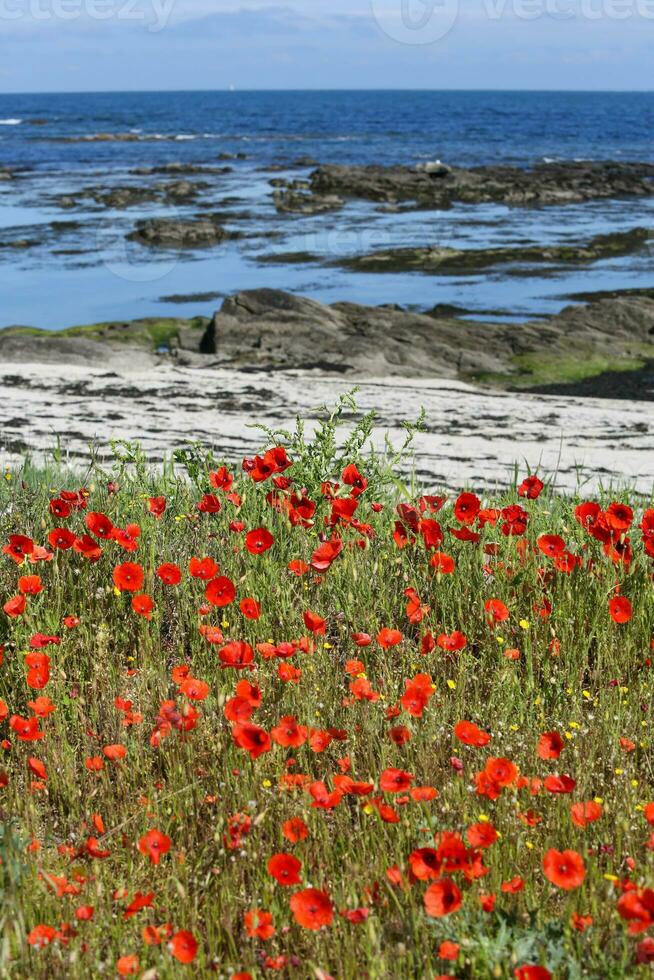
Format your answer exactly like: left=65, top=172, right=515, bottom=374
left=0, top=90, right=652, bottom=329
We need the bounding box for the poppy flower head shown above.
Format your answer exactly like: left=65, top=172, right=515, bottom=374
left=245, top=527, right=274, bottom=555
left=205, top=576, right=236, bottom=607
left=113, top=562, right=145, bottom=593
left=138, top=828, right=171, bottom=866
left=542, top=848, right=585, bottom=890
left=267, top=852, right=302, bottom=886
left=454, top=721, right=491, bottom=748
left=518, top=475, right=544, bottom=499
left=454, top=492, right=481, bottom=525
left=609, top=595, right=632, bottom=624
left=244, top=909, right=275, bottom=940
left=168, top=930, right=198, bottom=964
left=424, top=878, right=462, bottom=917
left=289, top=888, right=333, bottom=930
left=536, top=732, right=564, bottom=760
left=157, top=562, right=181, bottom=585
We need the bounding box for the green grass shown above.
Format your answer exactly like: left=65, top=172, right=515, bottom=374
left=472, top=349, right=654, bottom=389
left=1, top=403, right=653, bottom=979
left=0, top=318, right=208, bottom=351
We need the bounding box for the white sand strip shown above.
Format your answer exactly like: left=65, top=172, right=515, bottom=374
left=1, top=361, right=652, bottom=493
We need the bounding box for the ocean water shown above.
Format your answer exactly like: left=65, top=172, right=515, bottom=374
left=0, top=89, right=652, bottom=329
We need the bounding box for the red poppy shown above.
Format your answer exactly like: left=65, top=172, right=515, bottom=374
left=310, top=538, right=343, bottom=572
left=282, top=817, right=309, bottom=843
left=18, top=575, right=42, bottom=595
left=267, top=852, right=302, bottom=886
left=379, top=768, right=413, bottom=792
left=288, top=559, right=309, bottom=576
left=430, top=552, right=456, bottom=574
left=543, top=773, right=576, bottom=794
left=245, top=527, right=274, bottom=555
left=138, top=829, right=171, bottom=865
left=536, top=732, right=564, bottom=759
left=409, top=847, right=441, bottom=880
left=484, top=757, right=517, bottom=786
left=189, top=556, right=219, bottom=579
left=219, top=641, right=254, bottom=670
left=466, top=822, right=498, bottom=848
left=232, top=722, right=271, bottom=759
left=518, top=476, right=544, bottom=499
left=121, top=890, right=154, bottom=920
left=454, top=492, right=481, bottom=525
left=304, top=610, right=326, bottom=634
left=3, top=595, right=26, bottom=618
left=401, top=674, right=435, bottom=717
left=27, top=756, right=47, bottom=780
left=113, top=562, right=144, bottom=593
left=86, top=512, right=114, bottom=538
left=27, top=925, right=57, bottom=948
left=271, top=716, right=307, bottom=747
left=179, top=677, right=210, bottom=701
left=289, top=888, right=333, bottom=930
left=609, top=596, right=632, bottom=624
left=439, top=941, right=460, bottom=961
left=605, top=501, right=633, bottom=531
left=244, top=909, right=275, bottom=940
left=377, top=628, right=403, bottom=650
left=424, top=879, right=462, bottom=917
left=147, top=496, right=166, bottom=518
left=437, top=631, right=467, bottom=651
left=131, top=594, right=154, bottom=619
left=342, top=463, right=367, bottom=496
left=239, top=598, right=261, bottom=619
left=454, top=721, right=491, bottom=748
left=157, top=563, right=181, bottom=585
left=515, top=968, right=551, bottom=980
left=570, top=801, right=603, bottom=828
left=205, top=576, right=236, bottom=607
left=542, top=848, right=585, bottom=890
left=116, top=954, right=139, bottom=976
left=537, top=534, right=566, bottom=557
left=485, top=599, right=509, bottom=624
left=168, top=930, right=198, bottom=964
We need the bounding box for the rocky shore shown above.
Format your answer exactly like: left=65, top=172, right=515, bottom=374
left=306, top=160, right=654, bottom=209
left=264, top=228, right=651, bottom=276
left=2, top=290, right=653, bottom=399
left=344, top=228, right=651, bottom=274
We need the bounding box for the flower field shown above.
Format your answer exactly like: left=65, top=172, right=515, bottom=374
left=1, top=403, right=653, bottom=979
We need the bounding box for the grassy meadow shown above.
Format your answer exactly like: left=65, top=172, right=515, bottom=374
left=1, top=398, right=653, bottom=979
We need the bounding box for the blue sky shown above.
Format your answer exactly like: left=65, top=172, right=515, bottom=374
left=0, top=0, right=653, bottom=92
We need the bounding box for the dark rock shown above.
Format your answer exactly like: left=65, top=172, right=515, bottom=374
left=127, top=217, right=237, bottom=249
left=0, top=332, right=155, bottom=368
left=272, top=187, right=344, bottom=215
left=192, top=289, right=654, bottom=380
left=338, top=227, right=652, bottom=275
left=310, top=160, right=654, bottom=209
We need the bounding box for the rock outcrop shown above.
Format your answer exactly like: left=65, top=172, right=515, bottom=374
left=183, top=289, right=654, bottom=381
left=336, top=228, right=652, bottom=275
left=127, top=217, right=237, bottom=248
left=308, top=161, right=654, bottom=209
left=3, top=291, right=653, bottom=393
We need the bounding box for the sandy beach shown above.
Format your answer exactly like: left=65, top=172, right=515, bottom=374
left=3, top=358, right=652, bottom=492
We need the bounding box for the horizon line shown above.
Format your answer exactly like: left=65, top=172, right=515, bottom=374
left=1, top=86, right=654, bottom=97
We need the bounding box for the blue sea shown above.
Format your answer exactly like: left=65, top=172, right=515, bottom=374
left=0, top=90, right=653, bottom=329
